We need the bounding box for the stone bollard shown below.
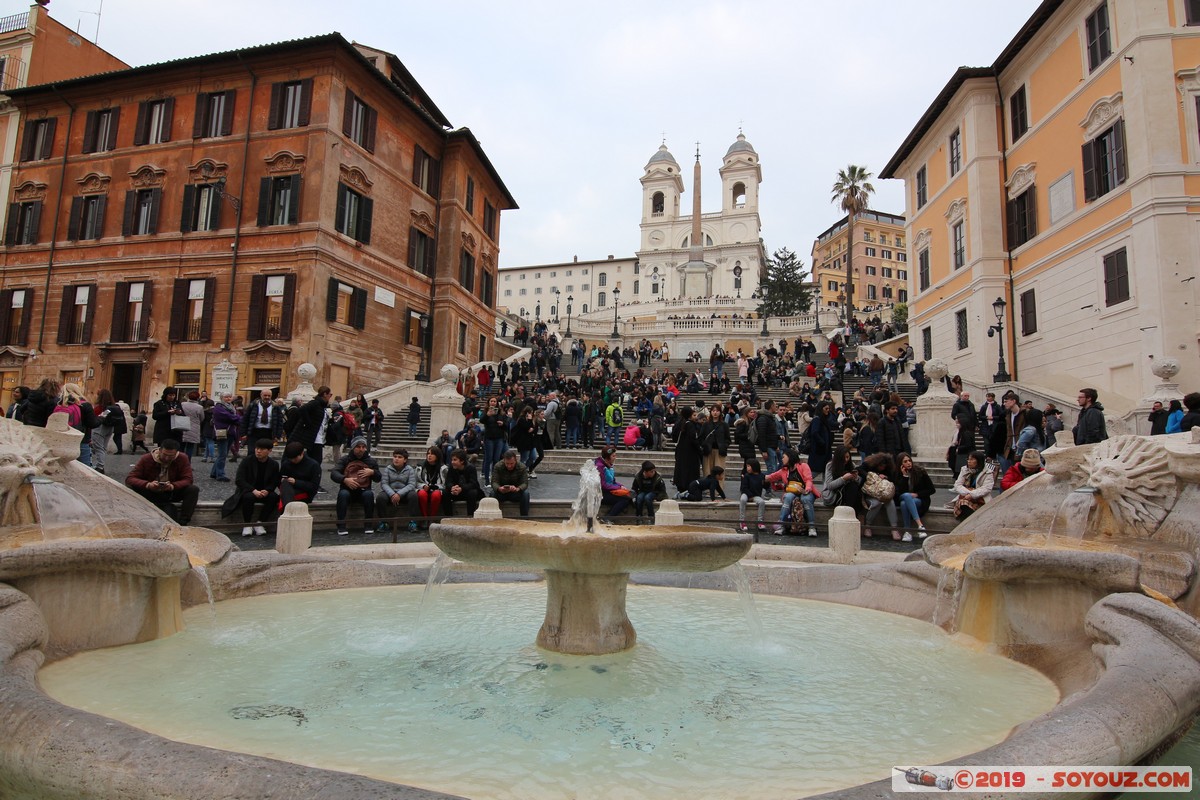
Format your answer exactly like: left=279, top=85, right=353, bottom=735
left=828, top=505, right=861, bottom=563
left=275, top=502, right=313, bottom=555
left=474, top=497, right=504, bottom=520
left=654, top=499, right=684, bottom=526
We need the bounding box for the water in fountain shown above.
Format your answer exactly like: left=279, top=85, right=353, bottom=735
left=27, top=476, right=113, bottom=541
left=566, top=459, right=603, bottom=533
left=932, top=566, right=964, bottom=629
left=415, top=552, right=455, bottom=629
left=725, top=562, right=764, bottom=642
left=190, top=565, right=216, bottom=621
left=1047, top=486, right=1098, bottom=540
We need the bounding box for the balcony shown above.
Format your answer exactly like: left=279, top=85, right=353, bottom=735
left=0, top=12, right=30, bottom=35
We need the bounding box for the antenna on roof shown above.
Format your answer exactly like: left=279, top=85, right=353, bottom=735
left=76, top=0, right=103, bottom=45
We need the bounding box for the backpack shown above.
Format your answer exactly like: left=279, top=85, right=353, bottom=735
left=343, top=413, right=358, bottom=435
left=610, top=406, right=624, bottom=426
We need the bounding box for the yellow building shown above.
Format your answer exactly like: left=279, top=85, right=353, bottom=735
left=882, top=0, right=1200, bottom=413
left=810, top=210, right=908, bottom=316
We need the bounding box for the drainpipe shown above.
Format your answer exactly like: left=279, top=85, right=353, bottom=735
left=36, top=85, right=75, bottom=353
left=994, top=73, right=1018, bottom=382
left=223, top=54, right=257, bottom=351
left=427, top=139, right=442, bottom=373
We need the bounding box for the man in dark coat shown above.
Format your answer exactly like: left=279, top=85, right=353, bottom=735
left=279, top=440, right=322, bottom=508
left=331, top=436, right=380, bottom=536
left=221, top=438, right=281, bottom=536
left=242, top=389, right=283, bottom=444
left=951, top=392, right=977, bottom=453
left=287, top=386, right=333, bottom=463
left=880, top=402, right=907, bottom=457
left=124, top=438, right=199, bottom=525
left=1073, top=388, right=1108, bottom=445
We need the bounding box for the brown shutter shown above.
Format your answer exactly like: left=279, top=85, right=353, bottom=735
left=106, top=107, right=121, bottom=150
left=192, top=93, right=207, bottom=138
left=0, top=290, right=10, bottom=345
left=82, top=111, right=98, bottom=153
left=18, top=121, right=34, bottom=161
left=359, top=196, right=373, bottom=245
left=56, top=286, right=73, bottom=344
left=426, top=234, right=436, bottom=274
left=297, top=78, right=313, bottom=126
left=364, top=106, right=377, bottom=153
left=429, top=156, right=441, bottom=199
left=279, top=274, right=296, bottom=340
left=342, top=88, right=353, bottom=136
left=287, top=175, right=301, bottom=225
left=198, top=278, right=216, bottom=341
left=334, top=183, right=347, bottom=235
left=159, top=97, right=175, bottom=143
left=67, top=197, right=83, bottom=240
left=81, top=283, right=96, bottom=344
left=168, top=278, right=188, bottom=341
left=92, top=195, right=107, bottom=240
left=180, top=184, right=196, bottom=233
left=111, top=282, right=130, bottom=342
left=1005, top=197, right=1017, bottom=250
left=1113, top=119, right=1127, bottom=185
left=26, top=202, right=41, bottom=244
left=412, top=146, right=424, bottom=185
left=220, top=89, right=236, bottom=136
left=247, top=274, right=266, bottom=339
left=256, top=177, right=271, bottom=226
left=267, top=82, right=283, bottom=130
left=147, top=188, right=162, bottom=234
left=41, top=118, right=56, bottom=158
left=133, top=101, right=149, bottom=146
left=1082, top=141, right=1097, bottom=202
left=16, top=288, right=31, bottom=345
left=138, top=280, right=153, bottom=342
left=326, top=277, right=339, bottom=321
left=408, top=227, right=418, bottom=268
left=4, top=204, right=17, bottom=245
left=121, top=190, right=136, bottom=236
left=353, top=287, right=367, bottom=330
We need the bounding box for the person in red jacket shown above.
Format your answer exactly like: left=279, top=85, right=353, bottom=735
left=124, top=438, right=200, bottom=525
left=1001, top=449, right=1044, bottom=491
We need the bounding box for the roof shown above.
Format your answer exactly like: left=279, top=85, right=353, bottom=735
left=880, top=0, right=1063, bottom=179
left=814, top=210, right=906, bottom=244
left=447, top=127, right=519, bottom=210
left=724, top=133, right=756, bottom=157
left=646, top=144, right=679, bottom=167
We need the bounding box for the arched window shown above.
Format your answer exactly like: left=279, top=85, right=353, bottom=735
left=734, top=273, right=742, bottom=291
left=582, top=303, right=589, bottom=313
left=651, top=192, right=664, bottom=214
left=598, top=273, right=607, bottom=287
left=597, top=292, right=607, bottom=308
left=682, top=234, right=714, bottom=247
left=520, top=307, right=526, bottom=317
left=882, top=286, right=893, bottom=299
left=732, top=182, right=746, bottom=207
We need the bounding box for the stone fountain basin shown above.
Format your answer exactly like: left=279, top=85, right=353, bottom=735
left=430, top=519, right=753, bottom=575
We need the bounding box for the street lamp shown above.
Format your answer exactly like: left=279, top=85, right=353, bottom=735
left=415, top=313, right=431, bottom=382
left=759, top=285, right=769, bottom=338
left=610, top=285, right=621, bottom=339
left=565, top=294, right=574, bottom=337
left=552, top=288, right=561, bottom=323
left=987, top=296, right=1011, bottom=382
left=733, top=264, right=742, bottom=299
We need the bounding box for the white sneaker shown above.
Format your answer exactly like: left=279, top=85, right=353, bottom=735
left=241, top=526, right=254, bottom=537
left=337, top=528, right=349, bottom=536
left=807, top=527, right=817, bottom=537
left=902, top=532, right=914, bottom=542
left=253, top=525, right=267, bottom=536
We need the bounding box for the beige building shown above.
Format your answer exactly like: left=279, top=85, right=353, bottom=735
left=810, top=210, right=908, bottom=316
left=882, top=0, right=1200, bottom=415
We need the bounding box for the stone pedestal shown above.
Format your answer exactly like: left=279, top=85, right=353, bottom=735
left=655, top=499, right=684, bottom=526
left=1133, top=358, right=1182, bottom=435
left=912, top=358, right=955, bottom=459
left=828, top=506, right=861, bottom=563
left=286, top=363, right=318, bottom=405
left=474, top=497, right=503, bottom=520
left=430, top=364, right=465, bottom=443
left=537, top=570, right=636, bottom=655
left=275, top=502, right=312, bottom=555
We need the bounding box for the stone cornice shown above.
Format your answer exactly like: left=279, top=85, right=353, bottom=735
left=338, top=163, right=373, bottom=193
left=75, top=172, right=110, bottom=195
left=13, top=180, right=47, bottom=201
left=264, top=151, right=306, bottom=174
left=128, top=165, right=166, bottom=188
left=1079, top=91, right=1123, bottom=139
left=943, top=198, right=967, bottom=223
left=1006, top=162, right=1037, bottom=198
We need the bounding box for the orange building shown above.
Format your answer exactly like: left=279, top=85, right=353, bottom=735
left=810, top=210, right=908, bottom=315
left=0, top=32, right=515, bottom=409
left=882, top=0, right=1200, bottom=414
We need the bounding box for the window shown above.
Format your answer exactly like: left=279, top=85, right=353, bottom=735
left=169, top=278, right=215, bottom=342
left=179, top=184, right=222, bottom=233
left=483, top=200, right=496, bottom=239
left=633, top=280, right=640, bottom=294
left=57, top=284, right=96, bottom=345
left=881, top=249, right=893, bottom=260
left=326, top=278, right=367, bottom=329
left=110, top=281, right=152, bottom=342
left=404, top=309, right=423, bottom=346
left=867, top=285, right=878, bottom=300
left=1010, top=85, right=1029, bottom=142
left=651, top=281, right=659, bottom=295
left=955, top=309, right=969, bottom=350
left=534, top=287, right=542, bottom=295
left=0, top=288, right=31, bottom=346
left=458, top=321, right=467, bottom=355
left=898, top=270, right=907, bottom=280
left=952, top=221, right=966, bottom=269
left=335, top=182, right=373, bottom=244
left=898, top=289, right=908, bottom=303
left=413, top=145, right=441, bottom=197
left=882, top=286, right=892, bottom=299
left=4, top=201, right=41, bottom=245
left=134, top=99, right=174, bottom=145
left=504, top=289, right=512, bottom=297
left=122, top=188, right=162, bottom=236
left=651, top=191, right=664, bottom=215
left=478, top=334, right=487, bottom=362
left=1020, top=289, right=1037, bottom=336
left=193, top=90, right=235, bottom=138
left=881, top=267, right=893, bottom=278
left=865, top=266, right=877, bottom=276
left=408, top=228, right=435, bottom=276
left=598, top=292, right=607, bottom=308
left=519, top=288, right=527, bottom=296
left=827, top=280, right=839, bottom=291
left=465, top=177, right=475, bottom=214
left=897, top=252, right=907, bottom=263
left=82, top=108, right=119, bottom=153
left=248, top=274, right=295, bottom=340
left=268, top=80, right=312, bottom=129
left=256, top=175, right=302, bottom=226
left=1103, top=247, right=1130, bottom=306
left=880, top=234, right=889, bottom=245
left=459, top=250, right=476, bottom=291
left=949, top=129, right=962, bottom=176
left=598, top=273, right=607, bottom=287
left=1188, top=0, right=1200, bottom=25
left=864, top=246, right=876, bottom=257
left=480, top=269, right=494, bottom=305
left=1082, top=120, right=1126, bottom=202
left=1006, top=187, right=1038, bottom=248
left=915, top=166, right=927, bottom=208
left=918, top=248, right=930, bottom=291
left=19, top=118, right=56, bottom=161
left=922, top=327, right=932, bottom=360
left=1085, top=4, right=1112, bottom=72
left=863, top=231, right=873, bottom=242
left=342, top=90, right=377, bottom=152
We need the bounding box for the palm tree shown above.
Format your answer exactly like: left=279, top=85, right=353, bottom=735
left=830, top=165, right=875, bottom=328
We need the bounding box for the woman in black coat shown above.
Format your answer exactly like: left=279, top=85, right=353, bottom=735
left=672, top=406, right=704, bottom=494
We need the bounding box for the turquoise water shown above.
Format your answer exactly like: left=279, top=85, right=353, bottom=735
left=39, top=584, right=1059, bottom=800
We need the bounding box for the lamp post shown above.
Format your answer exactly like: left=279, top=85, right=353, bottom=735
left=610, top=286, right=621, bottom=339
left=758, top=285, right=769, bottom=338
left=415, top=313, right=431, bottom=382
left=733, top=264, right=742, bottom=299
left=552, top=288, right=561, bottom=323
left=988, top=296, right=1011, bottom=382
left=565, top=294, right=573, bottom=337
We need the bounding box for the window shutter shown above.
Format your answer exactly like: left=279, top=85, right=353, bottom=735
left=247, top=274, right=266, bottom=339
left=1081, top=141, right=1097, bottom=202
left=199, top=278, right=216, bottom=341
left=334, top=183, right=347, bottom=235
left=353, top=287, right=367, bottom=329
left=81, top=283, right=96, bottom=344
left=106, top=107, right=120, bottom=150
left=82, top=111, right=98, bottom=153
left=26, top=202, right=41, bottom=244
left=220, top=89, right=236, bottom=136
left=93, top=195, right=107, bottom=239
left=426, top=235, right=437, bottom=274
left=168, top=278, right=188, bottom=341
left=0, top=290, right=10, bottom=345
left=16, top=288, right=31, bottom=345
left=267, top=83, right=282, bottom=130
left=1005, top=197, right=1017, bottom=250
left=408, top=227, right=418, bottom=268
left=41, top=118, right=55, bottom=158
left=192, top=93, right=207, bottom=138
left=137, top=280, right=152, bottom=342
left=326, top=277, right=339, bottom=321
left=412, top=147, right=424, bottom=185
left=297, top=79, right=313, bottom=126
left=160, top=97, right=175, bottom=143
left=133, top=101, right=149, bottom=146
left=67, top=197, right=83, bottom=241
left=359, top=197, right=373, bottom=245
left=1026, top=189, right=1038, bottom=239
left=3, top=204, right=17, bottom=245
left=18, top=122, right=34, bottom=161
left=287, top=175, right=301, bottom=224
left=279, top=274, right=296, bottom=339
left=210, top=188, right=224, bottom=229
left=1113, top=119, right=1127, bottom=185
left=148, top=188, right=162, bottom=234
left=364, top=107, right=377, bottom=153
left=121, top=191, right=136, bottom=236
left=342, top=88, right=354, bottom=137
left=180, top=184, right=196, bottom=233
left=56, top=286, right=73, bottom=345
left=256, top=177, right=271, bottom=226
left=111, top=282, right=130, bottom=342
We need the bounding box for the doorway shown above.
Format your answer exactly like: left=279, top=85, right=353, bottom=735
left=0, top=370, right=18, bottom=412
left=329, top=364, right=350, bottom=402
left=111, top=363, right=144, bottom=411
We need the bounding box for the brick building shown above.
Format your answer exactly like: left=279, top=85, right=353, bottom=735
left=0, top=32, right=515, bottom=409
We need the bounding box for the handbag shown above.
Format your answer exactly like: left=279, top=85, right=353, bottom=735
left=215, top=428, right=228, bottom=440
left=785, top=481, right=806, bottom=495
left=953, top=494, right=985, bottom=518
left=170, top=414, right=192, bottom=432
left=862, top=471, right=895, bottom=502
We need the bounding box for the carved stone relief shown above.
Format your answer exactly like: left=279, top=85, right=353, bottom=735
left=1080, top=92, right=1123, bottom=139
left=264, top=151, right=307, bottom=174
left=75, top=173, right=111, bottom=195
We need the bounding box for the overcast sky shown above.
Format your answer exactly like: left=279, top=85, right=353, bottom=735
left=51, top=0, right=1041, bottom=268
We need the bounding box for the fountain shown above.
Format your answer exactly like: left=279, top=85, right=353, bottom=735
left=4, top=405, right=1200, bottom=798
